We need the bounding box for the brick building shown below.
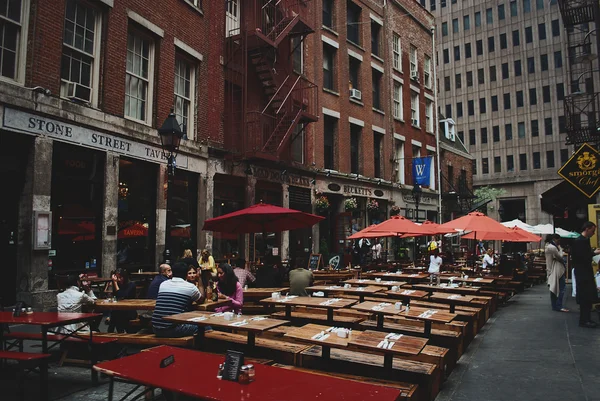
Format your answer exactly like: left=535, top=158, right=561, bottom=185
left=1, top=0, right=222, bottom=307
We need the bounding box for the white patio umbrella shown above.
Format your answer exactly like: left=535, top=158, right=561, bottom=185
left=501, top=219, right=536, bottom=232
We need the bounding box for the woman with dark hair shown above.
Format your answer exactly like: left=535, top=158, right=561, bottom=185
left=545, top=234, right=567, bottom=312
left=108, top=268, right=137, bottom=333
left=215, top=263, right=243, bottom=314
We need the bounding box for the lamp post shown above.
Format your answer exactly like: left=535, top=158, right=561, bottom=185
left=158, top=110, right=184, bottom=264
left=412, top=184, right=422, bottom=222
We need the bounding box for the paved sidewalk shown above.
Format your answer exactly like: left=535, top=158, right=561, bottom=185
left=437, top=283, right=600, bottom=401
left=1, top=284, right=599, bottom=400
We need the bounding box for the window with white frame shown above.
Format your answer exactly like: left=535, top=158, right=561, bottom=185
left=410, top=91, right=419, bottom=126
left=392, top=33, right=401, bottom=71
left=395, top=139, right=405, bottom=184
left=60, top=0, right=101, bottom=105
left=393, top=81, right=402, bottom=120
left=409, top=45, right=418, bottom=79
left=0, top=0, right=29, bottom=82
left=125, top=31, right=154, bottom=124
left=425, top=99, right=433, bottom=133
left=174, top=56, right=195, bottom=140
left=423, top=55, right=431, bottom=88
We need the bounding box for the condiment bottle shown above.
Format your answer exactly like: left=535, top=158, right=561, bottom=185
left=239, top=366, right=250, bottom=384
left=217, top=363, right=224, bottom=379
left=246, top=364, right=255, bottom=382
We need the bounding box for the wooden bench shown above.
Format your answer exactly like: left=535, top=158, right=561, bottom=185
left=0, top=350, right=51, bottom=401
left=93, top=333, right=196, bottom=348
left=270, top=311, right=365, bottom=328
left=203, top=331, right=311, bottom=366
left=271, top=363, right=421, bottom=401
left=301, top=345, right=441, bottom=401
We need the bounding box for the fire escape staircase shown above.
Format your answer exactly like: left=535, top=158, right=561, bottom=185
left=441, top=174, right=476, bottom=215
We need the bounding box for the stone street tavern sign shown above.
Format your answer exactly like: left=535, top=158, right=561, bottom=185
left=557, top=143, right=600, bottom=198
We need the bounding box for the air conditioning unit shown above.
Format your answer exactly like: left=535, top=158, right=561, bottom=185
left=349, top=88, right=362, bottom=100
left=412, top=119, right=419, bottom=126
left=410, top=70, right=419, bottom=80
left=65, top=82, right=91, bottom=103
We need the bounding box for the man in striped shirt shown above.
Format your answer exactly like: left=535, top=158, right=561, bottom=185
left=152, top=262, right=205, bottom=337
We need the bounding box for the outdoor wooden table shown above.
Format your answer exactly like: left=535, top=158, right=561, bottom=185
left=163, top=311, right=288, bottom=348
left=93, top=298, right=231, bottom=312
left=260, top=296, right=357, bottom=323
left=243, top=287, right=290, bottom=302
left=351, top=301, right=405, bottom=329
left=429, top=292, right=477, bottom=313
left=366, top=272, right=430, bottom=283
left=0, top=312, right=102, bottom=388
left=93, top=345, right=405, bottom=401
left=349, top=330, right=428, bottom=369
left=283, top=323, right=356, bottom=359
left=401, top=306, right=457, bottom=336
left=312, top=270, right=355, bottom=283
left=409, top=283, right=482, bottom=295
left=440, top=276, right=495, bottom=285
left=384, top=289, right=429, bottom=304
left=305, top=285, right=384, bottom=302
left=342, top=279, right=407, bottom=289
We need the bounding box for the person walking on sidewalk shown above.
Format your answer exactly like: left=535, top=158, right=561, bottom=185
left=571, top=221, right=600, bottom=328
left=545, top=234, right=568, bottom=312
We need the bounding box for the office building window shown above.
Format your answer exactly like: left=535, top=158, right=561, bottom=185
left=510, top=0, right=517, bottom=16
left=502, top=63, right=509, bottom=79
left=533, top=152, right=541, bottom=169
left=525, top=26, right=533, bottom=43
left=538, top=23, right=546, bottom=40
left=430, top=0, right=436, bottom=11
left=504, top=93, right=511, bottom=109
left=488, top=36, right=495, bottom=52
left=492, top=95, right=498, bottom=111
left=454, top=46, right=460, bottom=61
left=393, top=81, right=403, bottom=119
left=371, top=20, right=381, bottom=57
left=493, top=125, right=500, bottom=142
left=490, top=65, right=497, bottom=81
left=537, top=0, right=544, bottom=10
left=443, top=48, right=449, bottom=64
left=505, top=123, right=513, bottom=140
left=467, top=70, right=473, bottom=86
left=464, top=15, right=470, bottom=30
left=476, top=40, right=483, bottom=55
left=527, top=57, right=535, bottom=73
left=524, top=0, right=531, bottom=12
left=475, top=11, right=481, bottom=27
left=347, top=1, right=361, bottom=45
left=393, top=33, right=402, bottom=70
left=516, top=90, right=524, bottom=107
left=125, top=31, right=154, bottom=124
left=469, top=129, right=476, bottom=145
left=482, top=157, right=489, bottom=174
left=372, top=69, right=383, bottom=110
left=560, top=149, right=569, bottom=164
left=529, top=88, right=537, bottom=105
left=445, top=104, right=452, bottom=118
left=514, top=59, right=522, bottom=76
left=531, top=120, right=539, bottom=137
left=473, top=159, right=478, bottom=175
left=545, top=117, right=553, bottom=135
left=500, top=33, right=507, bottom=49
left=457, top=101, right=463, bottom=117
left=518, top=122, right=525, bottom=138
left=494, top=156, right=501, bottom=173
left=498, top=4, right=505, bottom=19
left=507, top=155, right=514, bottom=172
left=323, top=0, right=334, bottom=28
left=478, top=68, right=484, bottom=84
left=442, top=22, right=448, bottom=36
left=543, top=85, right=550, bottom=103
left=554, top=51, right=562, bottom=68
left=547, top=151, right=555, bottom=168
left=323, top=115, right=337, bottom=169
left=540, top=54, right=548, bottom=71
left=465, top=42, right=472, bottom=58
left=468, top=99, right=474, bottom=115
left=458, top=131, right=465, bottom=143
left=486, top=8, right=493, bottom=24
left=519, top=153, right=527, bottom=170
left=551, top=19, right=560, bottom=36
left=557, top=83, right=564, bottom=100
left=444, top=76, right=451, bottom=91
left=512, top=30, right=520, bottom=46
left=452, top=18, right=459, bottom=33
left=480, top=98, right=486, bottom=113
left=323, top=44, right=336, bottom=91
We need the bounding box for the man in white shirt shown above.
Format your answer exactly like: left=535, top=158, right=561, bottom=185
left=372, top=239, right=382, bottom=261
left=482, top=249, right=496, bottom=271
left=57, top=274, right=97, bottom=333
left=429, top=250, right=443, bottom=274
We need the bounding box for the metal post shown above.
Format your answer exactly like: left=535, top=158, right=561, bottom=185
left=163, top=154, right=175, bottom=264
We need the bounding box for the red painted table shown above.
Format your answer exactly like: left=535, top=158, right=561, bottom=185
left=94, top=345, right=405, bottom=401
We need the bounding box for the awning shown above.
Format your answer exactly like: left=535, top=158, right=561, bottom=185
left=540, top=181, right=589, bottom=216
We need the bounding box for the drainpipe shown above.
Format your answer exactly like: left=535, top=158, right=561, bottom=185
left=432, top=25, right=443, bottom=222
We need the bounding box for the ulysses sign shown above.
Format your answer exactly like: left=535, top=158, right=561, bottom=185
left=557, top=143, right=600, bottom=198
left=2, top=108, right=189, bottom=169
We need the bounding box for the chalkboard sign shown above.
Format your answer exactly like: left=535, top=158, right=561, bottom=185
left=308, top=254, right=323, bottom=270
left=328, top=254, right=342, bottom=270
left=222, top=350, right=244, bottom=382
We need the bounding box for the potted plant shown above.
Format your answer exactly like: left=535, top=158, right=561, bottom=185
left=390, top=205, right=401, bottom=216
left=367, top=199, right=379, bottom=212
left=344, top=197, right=358, bottom=211
left=315, top=190, right=330, bottom=214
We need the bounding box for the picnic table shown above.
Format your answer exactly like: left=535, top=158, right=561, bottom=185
left=93, top=345, right=405, bottom=401
left=351, top=301, right=405, bottom=329
left=401, top=306, right=457, bottom=336
left=243, top=287, right=290, bottom=302
left=312, top=270, right=356, bottom=283
left=409, top=283, right=482, bottom=295
left=305, top=285, right=384, bottom=302
left=260, top=296, right=357, bottom=323
left=93, top=298, right=232, bottom=312
left=349, top=330, right=428, bottom=369
left=342, top=279, right=407, bottom=289
left=283, top=323, right=356, bottom=359
left=365, top=272, right=430, bottom=283
left=439, top=276, right=495, bottom=285
left=163, top=312, right=288, bottom=348
left=385, top=289, right=429, bottom=304
left=429, top=292, right=477, bottom=313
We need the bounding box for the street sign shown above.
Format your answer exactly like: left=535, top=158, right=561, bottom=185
left=557, top=143, right=600, bottom=198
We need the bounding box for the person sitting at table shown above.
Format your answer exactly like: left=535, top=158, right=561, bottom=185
left=146, top=264, right=172, bottom=299
left=481, top=249, right=496, bottom=273
left=180, top=249, right=199, bottom=270
left=108, top=268, right=137, bottom=333
left=185, top=264, right=206, bottom=295
left=428, top=250, right=443, bottom=284
left=215, top=263, right=244, bottom=314
left=57, top=274, right=97, bottom=334
left=233, top=261, right=256, bottom=288
left=289, top=257, right=313, bottom=296
left=152, top=262, right=204, bottom=338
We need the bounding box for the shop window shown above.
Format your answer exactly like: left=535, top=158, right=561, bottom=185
left=117, top=158, right=157, bottom=269
left=51, top=143, right=105, bottom=276
left=168, top=169, right=198, bottom=260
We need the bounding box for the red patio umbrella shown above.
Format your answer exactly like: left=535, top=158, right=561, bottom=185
left=202, top=202, right=324, bottom=234
left=401, top=220, right=457, bottom=237
left=369, top=215, right=432, bottom=236
left=348, top=224, right=394, bottom=239
left=438, top=212, right=515, bottom=241
left=507, top=226, right=543, bottom=242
